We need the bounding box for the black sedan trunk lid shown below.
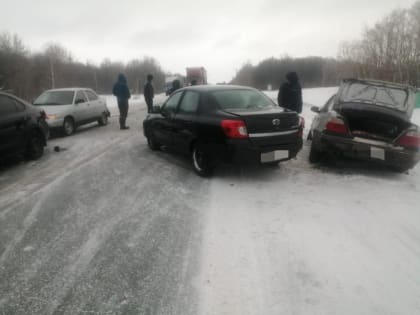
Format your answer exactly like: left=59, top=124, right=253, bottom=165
left=222, top=107, right=300, bottom=147
left=223, top=107, right=299, bottom=133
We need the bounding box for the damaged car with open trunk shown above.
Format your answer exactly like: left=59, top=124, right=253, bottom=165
left=308, top=78, right=420, bottom=172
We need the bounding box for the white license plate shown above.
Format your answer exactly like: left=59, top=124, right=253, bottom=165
left=370, top=147, right=385, bottom=160
left=261, top=150, right=289, bottom=163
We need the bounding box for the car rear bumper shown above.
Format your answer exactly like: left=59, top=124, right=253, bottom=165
left=46, top=118, right=65, bottom=128
left=318, top=133, right=420, bottom=169
left=224, top=136, right=303, bottom=165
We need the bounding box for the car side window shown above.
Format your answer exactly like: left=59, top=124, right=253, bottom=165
left=0, top=96, right=18, bottom=116
left=178, top=91, right=199, bottom=114
left=85, top=90, right=98, bottom=101
left=162, top=92, right=183, bottom=115
left=75, top=91, right=88, bottom=104
left=321, top=95, right=335, bottom=112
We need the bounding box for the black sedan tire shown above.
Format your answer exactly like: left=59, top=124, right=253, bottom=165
left=26, top=132, right=44, bottom=160
left=192, top=143, right=214, bottom=177
left=147, top=133, right=161, bottom=151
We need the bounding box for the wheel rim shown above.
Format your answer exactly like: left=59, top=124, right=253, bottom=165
left=193, top=148, right=205, bottom=171
left=64, top=119, right=74, bottom=134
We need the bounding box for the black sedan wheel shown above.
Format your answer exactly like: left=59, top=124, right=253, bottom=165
left=147, top=133, right=161, bottom=151
left=63, top=117, right=75, bottom=136
left=192, top=144, right=213, bottom=177
left=26, top=132, right=44, bottom=160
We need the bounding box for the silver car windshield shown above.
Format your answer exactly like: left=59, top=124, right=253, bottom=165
left=34, top=91, right=75, bottom=106
left=211, top=89, right=275, bottom=110
left=341, top=83, right=408, bottom=111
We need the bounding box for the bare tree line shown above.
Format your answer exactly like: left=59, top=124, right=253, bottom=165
left=2, top=1, right=420, bottom=100
left=230, top=57, right=341, bottom=90
left=232, top=1, right=420, bottom=89
left=339, top=1, right=420, bottom=85
left=0, top=33, right=166, bottom=100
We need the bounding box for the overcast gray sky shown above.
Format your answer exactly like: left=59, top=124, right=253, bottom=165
left=1, top=0, right=416, bottom=83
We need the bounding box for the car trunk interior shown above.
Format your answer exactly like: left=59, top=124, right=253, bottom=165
left=339, top=104, right=411, bottom=142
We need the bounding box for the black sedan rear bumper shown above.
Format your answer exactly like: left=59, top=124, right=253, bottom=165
left=317, top=133, right=420, bottom=170
left=223, top=136, right=303, bottom=165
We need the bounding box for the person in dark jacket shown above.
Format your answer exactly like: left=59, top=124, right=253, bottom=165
left=144, top=74, right=154, bottom=113
left=169, top=79, right=181, bottom=95
left=112, top=73, right=131, bottom=130
left=277, top=72, right=303, bottom=113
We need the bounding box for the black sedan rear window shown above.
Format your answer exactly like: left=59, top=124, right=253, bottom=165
left=211, top=89, right=275, bottom=110
left=34, top=91, right=75, bottom=106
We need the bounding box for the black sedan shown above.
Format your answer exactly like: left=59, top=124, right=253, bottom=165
left=0, top=91, right=49, bottom=161
left=308, top=79, right=420, bottom=172
left=143, top=85, right=304, bottom=176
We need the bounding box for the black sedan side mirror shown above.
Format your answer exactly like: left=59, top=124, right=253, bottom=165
left=311, top=106, right=320, bottom=113
left=152, top=105, right=161, bottom=113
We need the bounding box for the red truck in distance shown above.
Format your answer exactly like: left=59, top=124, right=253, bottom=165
left=186, top=67, right=207, bottom=85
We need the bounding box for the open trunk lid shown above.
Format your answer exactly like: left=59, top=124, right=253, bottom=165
left=338, top=102, right=412, bottom=142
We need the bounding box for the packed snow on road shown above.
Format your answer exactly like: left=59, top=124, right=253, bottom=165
left=0, top=88, right=419, bottom=314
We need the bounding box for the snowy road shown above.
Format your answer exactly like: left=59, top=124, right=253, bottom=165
left=1, top=89, right=419, bottom=314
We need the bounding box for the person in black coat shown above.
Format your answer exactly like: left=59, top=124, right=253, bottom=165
left=169, top=79, right=181, bottom=95
left=144, top=74, right=154, bottom=113
left=112, top=73, right=131, bottom=130
left=277, top=72, right=302, bottom=113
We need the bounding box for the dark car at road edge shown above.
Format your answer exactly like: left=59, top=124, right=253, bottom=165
left=0, top=91, right=49, bottom=161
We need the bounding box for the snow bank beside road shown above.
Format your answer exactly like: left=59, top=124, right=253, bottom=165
left=199, top=87, right=420, bottom=315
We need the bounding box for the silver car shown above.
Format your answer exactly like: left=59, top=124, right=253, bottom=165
left=33, top=88, right=110, bottom=136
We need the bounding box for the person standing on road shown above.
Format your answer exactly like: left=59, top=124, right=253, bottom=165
left=112, top=73, right=131, bottom=130
left=277, top=71, right=303, bottom=113
left=169, top=79, right=181, bottom=95
left=144, top=74, right=154, bottom=113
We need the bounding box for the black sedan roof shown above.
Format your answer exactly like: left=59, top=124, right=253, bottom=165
left=177, top=85, right=256, bottom=93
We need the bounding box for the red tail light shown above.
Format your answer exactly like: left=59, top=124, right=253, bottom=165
left=325, top=117, right=348, bottom=134
left=397, top=131, right=420, bottom=149
left=299, top=116, right=305, bottom=129
left=221, top=120, right=248, bottom=139
left=298, top=116, right=305, bottom=137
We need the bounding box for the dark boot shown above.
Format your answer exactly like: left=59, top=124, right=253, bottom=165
left=119, top=117, right=129, bottom=130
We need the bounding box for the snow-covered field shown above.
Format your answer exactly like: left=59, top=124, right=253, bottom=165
left=198, top=88, right=420, bottom=315
left=0, top=88, right=419, bottom=314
